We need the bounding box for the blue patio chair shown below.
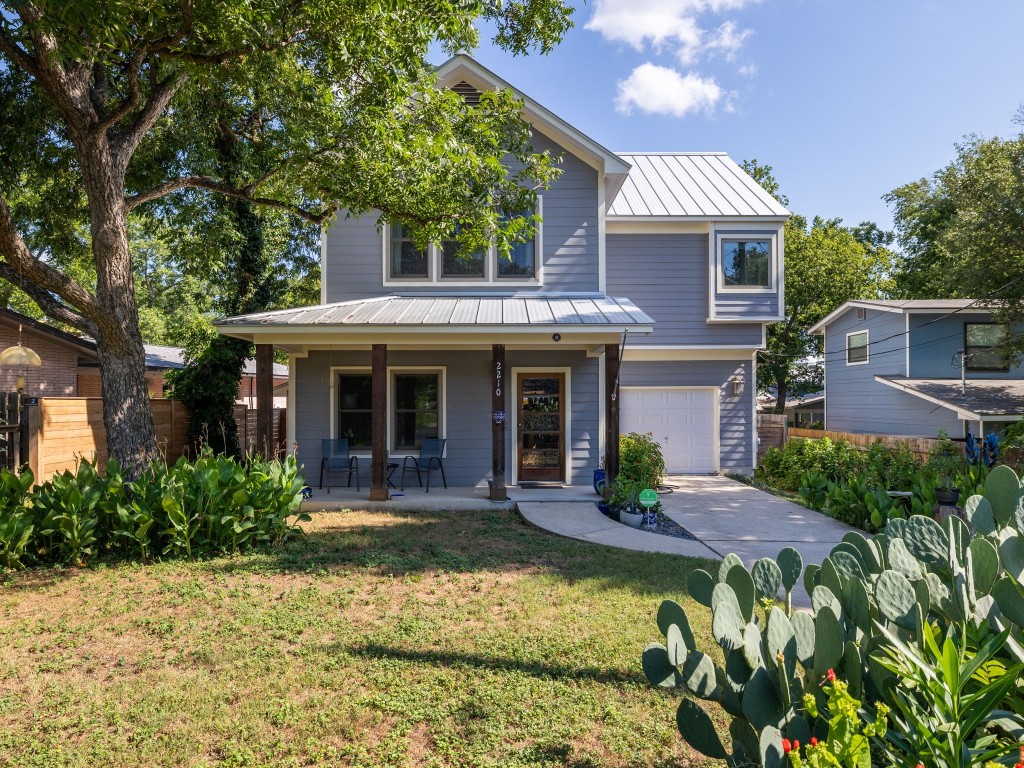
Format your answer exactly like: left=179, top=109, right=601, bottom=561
left=400, top=438, right=447, bottom=493
left=320, top=438, right=360, bottom=492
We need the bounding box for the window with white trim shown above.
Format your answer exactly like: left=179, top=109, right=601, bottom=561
left=721, top=238, right=771, bottom=288
left=384, top=201, right=540, bottom=284
left=392, top=372, right=440, bottom=451
left=847, top=330, right=869, bottom=364
left=337, top=373, right=373, bottom=449
left=965, top=323, right=1008, bottom=371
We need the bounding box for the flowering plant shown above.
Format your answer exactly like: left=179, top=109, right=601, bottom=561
left=785, top=671, right=884, bottom=768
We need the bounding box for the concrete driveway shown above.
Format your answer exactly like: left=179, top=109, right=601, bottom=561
left=517, top=474, right=858, bottom=571
left=657, top=475, right=857, bottom=566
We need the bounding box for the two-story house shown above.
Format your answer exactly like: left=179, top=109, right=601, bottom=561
left=214, top=55, right=788, bottom=499
left=809, top=300, right=1024, bottom=438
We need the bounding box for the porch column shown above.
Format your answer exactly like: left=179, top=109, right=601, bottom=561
left=490, top=344, right=507, bottom=501
left=369, top=343, right=389, bottom=501
left=255, top=343, right=274, bottom=458
left=604, top=342, right=620, bottom=497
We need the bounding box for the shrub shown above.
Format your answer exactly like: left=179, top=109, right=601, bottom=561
left=757, top=438, right=866, bottom=492
left=644, top=465, right=1024, bottom=766
left=0, top=450, right=309, bottom=569
left=617, top=432, right=665, bottom=490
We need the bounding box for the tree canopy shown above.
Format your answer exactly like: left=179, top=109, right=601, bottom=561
left=0, top=0, right=574, bottom=474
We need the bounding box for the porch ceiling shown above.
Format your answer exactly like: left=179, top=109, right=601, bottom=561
left=214, top=295, right=654, bottom=344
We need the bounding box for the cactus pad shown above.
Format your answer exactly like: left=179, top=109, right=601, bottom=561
left=675, top=698, right=728, bottom=759
left=642, top=642, right=682, bottom=688
left=658, top=599, right=696, bottom=650
left=830, top=550, right=865, bottom=582
left=903, top=514, right=948, bottom=567
left=985, top=465, right=1022, bottom=525
left=811, top=584, right=839, bottom=615
left=843, top=531, right=881, bottom=573
left=812, top=605, right=843, bottom=677
left=965, top=495, right=996, bottom=535
left=999, top=534, right=1024, bottom=581
left=712, top=598, right=745, bottom=651
left=727, top=562, right=757, bottom=623
left=776, top=547, right=803, bottom=593
left=876, top=569, right=915, bottom=626
left=992, top=577, right=1024, bottom=627
left=742, top=666, right=785, bottom=731
left=687, top=568, right=715, bottom=607
left=719, top=552, right=745, bottom=582
left=682, top=650, right=719, bottom=698
left=791, top=609, right=815, bottom=666
left=759, top=726, right=784, bottom=768
left=887, top=536, right=924, bottom=580
left=752, top=557, right=783, bottom=601
left=968, top=537, right=999, bottom=594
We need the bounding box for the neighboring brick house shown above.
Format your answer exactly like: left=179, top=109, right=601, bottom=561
left=0, top=308, right=286, bottom=403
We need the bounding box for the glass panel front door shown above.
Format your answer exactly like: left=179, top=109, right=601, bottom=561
left=518, top=374, right=565, bottom=482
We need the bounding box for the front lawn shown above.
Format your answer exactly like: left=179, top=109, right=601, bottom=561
left=0, top=508, right=718, bottom=768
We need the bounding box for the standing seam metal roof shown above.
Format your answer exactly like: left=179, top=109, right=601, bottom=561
left=609, top=153, right=790, bottom=218
left=216, top=295, right=655, bottom=328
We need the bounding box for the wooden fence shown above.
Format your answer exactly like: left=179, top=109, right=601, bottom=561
left=25, top=398, right=286, bottom=483
left=787, top=427, right=940, bottom=463
left=757, top=413, right=787, bottom=461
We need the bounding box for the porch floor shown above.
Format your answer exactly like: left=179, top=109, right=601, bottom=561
left=301, top=483, right=597, bottom=512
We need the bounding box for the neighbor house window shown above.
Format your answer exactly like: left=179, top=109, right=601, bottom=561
left=965, top=323, right=1008, bottom=371
left=393, top=373, right=440, bottom=451
left=721, top=239, right=771, bottom=288
left=847, top=330, right=869, bottom=364
left=389, top=222, right=429, bottom=278
left=496, top=209, right=537, bottom=278
left=337, top=373, right=373, bottom=449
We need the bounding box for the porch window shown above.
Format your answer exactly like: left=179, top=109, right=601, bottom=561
left=965, top=323, right=1008, bottom=371
left=847, top=330, right=868, bottom=364
left=393, top=373, right=439, bottom=451
left=337, top=373, right=373, bottom=449
left=389, top=223, right=429, bottom=278
left=721, top=239, right=771, bottom=288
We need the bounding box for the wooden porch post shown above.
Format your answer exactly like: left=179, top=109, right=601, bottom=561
left=604, top=342, right=620, bottom=497
left=369, top=343, right=389, bottom=501
left=489, top=344, right=507, bottom=502
left=255, top=344, right=274, bottom=458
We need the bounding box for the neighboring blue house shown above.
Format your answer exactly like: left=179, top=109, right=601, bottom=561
left=809, top=300, right=1024, bottom=438
left=215, top=54, right=789, bottom=497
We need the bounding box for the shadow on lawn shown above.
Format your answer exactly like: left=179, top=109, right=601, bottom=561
left=345, top=641, right=642, bottom=687
left=212, top=508, right=717, bottom=594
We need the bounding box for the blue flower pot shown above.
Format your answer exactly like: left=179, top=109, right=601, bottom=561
left=593, top=468, right=606, bottom=496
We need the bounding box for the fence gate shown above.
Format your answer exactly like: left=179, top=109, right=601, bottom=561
left=0, top=391, right=23, bottom=472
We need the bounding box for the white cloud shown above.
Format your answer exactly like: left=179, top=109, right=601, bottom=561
left=586, top=0, right=757, bottom=65
left=737, top=63, right=759, bottom=77
left=614, top=63, right=723, bottom=118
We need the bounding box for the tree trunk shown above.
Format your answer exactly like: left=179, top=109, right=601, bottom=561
left=79, top=136, right=159, bottom=478
left=774, top=377, right=788, bottom=413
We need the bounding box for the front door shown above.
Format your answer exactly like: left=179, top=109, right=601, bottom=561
left=517, top=373, right=565, bottom=483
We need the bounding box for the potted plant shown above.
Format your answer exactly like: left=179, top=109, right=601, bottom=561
left=929, top=431, right=965, bottom=506
left=611, top=479, right=645, bottom=529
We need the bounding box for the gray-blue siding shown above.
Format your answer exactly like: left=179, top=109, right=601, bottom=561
left=711, top=228, right=781, bottom=319
left=294, top=349, right=599, bottom=487
left=824, top=308, right=963, bottom=437
left=619, top=359, right=754, bottom=472
left=322, top=131, right=599, bottom=300
left=605, top=233, right=763, bottom=347
left=909, top=313, right=1024, bottom=379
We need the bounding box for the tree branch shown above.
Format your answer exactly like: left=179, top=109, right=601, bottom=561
left=0, top=261, right=94, bottom=335
left=0, top=193, right=108, bottom=333
left=0, top=24, right=41, bottom=78
left=110, top=69, right=190, bottom=172
left=126, top=176, right=333, bottom=224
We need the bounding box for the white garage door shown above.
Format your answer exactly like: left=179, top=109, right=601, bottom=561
left=620, top=388, right=717, bottom=473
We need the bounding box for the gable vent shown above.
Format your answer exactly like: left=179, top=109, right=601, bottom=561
left=451, top=80, right=482, bottom=106
left=856, top=308, right=866, bottom=320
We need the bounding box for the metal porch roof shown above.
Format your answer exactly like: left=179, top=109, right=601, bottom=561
left=608, top=153, right=790, bottom=218
left=875, top=376, right=1024, bottom=419
left=216, top=295, right=655, bottom=330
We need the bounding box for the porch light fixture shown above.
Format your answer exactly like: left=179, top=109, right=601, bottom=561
left=730, top=376, right=745, bottom=397
left=0, top=324, right=43, bottom=393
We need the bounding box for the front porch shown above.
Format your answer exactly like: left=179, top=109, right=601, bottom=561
left=214, top=295, right=655, bottom=503
left=301, top=482, right=599, bottom=512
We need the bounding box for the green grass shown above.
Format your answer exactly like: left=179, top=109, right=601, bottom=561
left=0, top=508, right=720, bottom=768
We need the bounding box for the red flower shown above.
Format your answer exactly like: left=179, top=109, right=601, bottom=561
left=916, top=764, right=924, bottom=768
left=826, top=669, right=837, bottom=682
left=810, top=737, right=818, bottom=747
left=781, top=739, right=792, bottom=754
left=793, top=741, right=801, bottom=752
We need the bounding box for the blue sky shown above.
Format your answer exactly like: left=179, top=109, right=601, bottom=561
left=453, top=1, right=1024, bottom=231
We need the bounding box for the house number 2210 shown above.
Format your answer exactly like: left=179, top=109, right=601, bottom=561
left=494, top=361, right=502, bottom=397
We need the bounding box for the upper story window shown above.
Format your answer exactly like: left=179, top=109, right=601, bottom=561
left=965, top=322, right=1008, bottom=371
left=390, top=223, right=429, bottom=278
left=720, top=238, right=772, bottom=289
left=385, top=200, right=541, bottom=285
left=846, top=330, right=869, bottom=365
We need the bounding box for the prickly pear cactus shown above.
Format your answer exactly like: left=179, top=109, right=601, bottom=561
left=645, top=465, right=1024, bottom=766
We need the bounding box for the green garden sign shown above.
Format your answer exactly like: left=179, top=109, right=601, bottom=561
left=638, top=488, right=658, bottom=508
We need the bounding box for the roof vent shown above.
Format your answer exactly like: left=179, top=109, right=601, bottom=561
left=451, top=80, right=482, bottom=106
left=856, top=308, right=866, bottom=320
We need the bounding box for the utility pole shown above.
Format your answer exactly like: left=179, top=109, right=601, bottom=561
left=952, top=349, right=974, bottom=396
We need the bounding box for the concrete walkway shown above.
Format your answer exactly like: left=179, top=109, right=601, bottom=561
left=517, top=475, right=858, bottom=569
